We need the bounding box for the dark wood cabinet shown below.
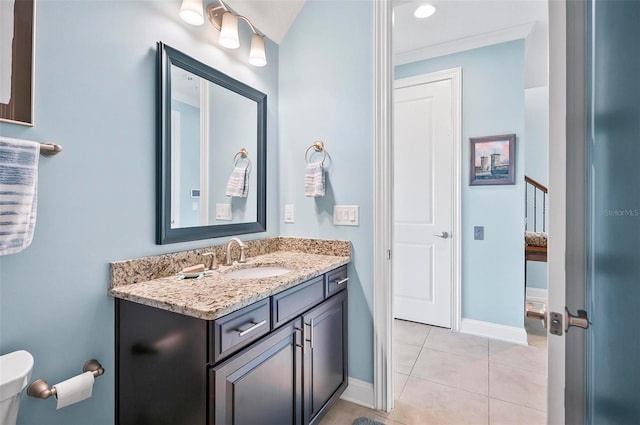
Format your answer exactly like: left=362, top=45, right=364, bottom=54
left=211, top=298, right=271, bottom=364
left=116, top=266, right=348, bottom=425
left=115, top=301, right=207, bottom=425
left=211, top=319, right=303, bottom=425
left=304, top=290, right=348, bottom=425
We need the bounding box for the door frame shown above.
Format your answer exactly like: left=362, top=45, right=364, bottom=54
left=546, top=0, right=567, bottom=421
left=171, top=110, right=181, bottom=228
left=393, top=68, right=462, bottom=331
left=372, top=0, right=393, bottom=412
left=564, top=0, right=587, bottom=422
left=373, top=0, right=572, bottom=418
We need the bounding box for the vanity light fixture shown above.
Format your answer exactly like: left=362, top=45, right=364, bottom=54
left=179, top=0, right=267, bottom=67
left=219, top=11, right=240, bottom=49
left=248, top=34, right=267, bottom=67
left=414, top=4, right=437, bottom=19
left=179, top=0, right=205, bottom=25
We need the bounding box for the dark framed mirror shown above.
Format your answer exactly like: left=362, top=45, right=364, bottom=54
left=157, top=42, right=266, bottom=244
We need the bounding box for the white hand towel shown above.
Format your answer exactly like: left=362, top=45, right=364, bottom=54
left=0, top=137, right=40, bottom=255
left=225, top=166, right=249, bottom=198
left=304, top=161, right=325, bottom=197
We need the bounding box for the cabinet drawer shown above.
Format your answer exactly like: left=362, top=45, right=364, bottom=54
left=210, top=298, right=270, bottom=363
left=271, top=276, right=325, bottom=328
left=325, top=266, right=348, bottom=297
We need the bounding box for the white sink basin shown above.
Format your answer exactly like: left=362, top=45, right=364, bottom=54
left=224, top=266, right=292, bottom=279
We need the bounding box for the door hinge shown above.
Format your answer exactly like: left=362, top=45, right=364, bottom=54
left=386, top=250, right=391, bottom=260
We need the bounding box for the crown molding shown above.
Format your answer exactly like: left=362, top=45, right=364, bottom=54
left=394, top=22, right=535, bottom=66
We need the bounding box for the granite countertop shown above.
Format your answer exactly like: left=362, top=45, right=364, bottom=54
left=109, top=251, right=350, bottom=320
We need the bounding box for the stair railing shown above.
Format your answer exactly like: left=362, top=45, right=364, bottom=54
left=525, top=176, right=548, bottom=233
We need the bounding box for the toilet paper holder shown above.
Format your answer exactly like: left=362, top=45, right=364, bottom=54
left=27, top=359, right=105, bottom=400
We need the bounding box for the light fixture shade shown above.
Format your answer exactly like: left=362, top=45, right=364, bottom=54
left=219, top=12, right=240, bottom=49
left=249, top=34, right=267, bottom=67
left=179, top=0, right=204, bottom=25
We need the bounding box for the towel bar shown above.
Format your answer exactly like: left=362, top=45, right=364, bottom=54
left=40, top=143, right=62, bottom=157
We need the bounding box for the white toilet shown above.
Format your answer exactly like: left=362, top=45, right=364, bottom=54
left=0, top=350, right=34, bottom=425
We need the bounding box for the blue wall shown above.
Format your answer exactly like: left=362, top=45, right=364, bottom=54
left=0, top=1, right=279, bottom=423
left=396, top=41, right=526, bottom=328
left=279, top=0, right=374, bottom=382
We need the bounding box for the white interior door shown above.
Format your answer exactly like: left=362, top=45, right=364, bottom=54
left=393, top=74, right=454, bottom=328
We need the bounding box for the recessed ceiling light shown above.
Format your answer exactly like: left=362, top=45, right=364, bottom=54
left=414, top=4, right=436, bottom=19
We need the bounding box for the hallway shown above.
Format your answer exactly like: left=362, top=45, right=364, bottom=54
left=320, top=318, right=547, bottom=424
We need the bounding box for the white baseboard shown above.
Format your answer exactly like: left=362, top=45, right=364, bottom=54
left=340, top=377, right=374, bottom=409
left=460, top=318, right=528, bottom=345
left=526, top=287, right=548, bottom=304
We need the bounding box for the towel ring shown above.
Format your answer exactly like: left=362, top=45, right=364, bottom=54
left=305, top=141, right=327, bottom=165
left=233, top=148, right=251, bottom=170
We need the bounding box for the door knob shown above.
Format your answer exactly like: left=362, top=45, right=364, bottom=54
left=545, top=307, right=591, bottom=336
left=433, top=231, right=450, bottom=239
left=565, top=307, right=589, bottom=332
left=526, top=303, right=547, bottom=329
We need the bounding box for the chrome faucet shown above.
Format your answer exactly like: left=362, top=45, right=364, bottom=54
left=224, top=238, right=246, bottom=266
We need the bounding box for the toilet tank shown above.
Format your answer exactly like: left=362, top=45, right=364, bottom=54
left=0, top=350, right=34, bottom=425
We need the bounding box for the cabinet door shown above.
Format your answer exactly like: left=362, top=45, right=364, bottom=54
left=211, top=319, right=303, bottom=425
left=303, top=290, right=348, bottom=425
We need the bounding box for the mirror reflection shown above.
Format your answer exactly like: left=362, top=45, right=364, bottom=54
left=157, top=43, right=266, bottom=244
left=170, top=65, right=257, bottom=228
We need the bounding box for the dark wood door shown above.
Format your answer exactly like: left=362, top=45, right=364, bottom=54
left=303, top=290, right=348, bottom=424
left=211, top=319, right=303, bottom=425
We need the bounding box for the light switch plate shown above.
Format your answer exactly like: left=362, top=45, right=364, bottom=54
left=474, top=226, right=484, bottom=240
left=333, top=205, right=359, bottom=226
left=216, top=204, right=232, bottom=221
left=284, top=204, right=294, bottom=223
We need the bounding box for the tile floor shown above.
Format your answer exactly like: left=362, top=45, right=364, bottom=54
left=319, top=317, right=547, bottom=425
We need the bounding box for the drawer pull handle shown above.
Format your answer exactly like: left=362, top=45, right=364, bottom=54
left=334, top=277, right=349, bottom=286
left=237, top=320, right=267, bottom=337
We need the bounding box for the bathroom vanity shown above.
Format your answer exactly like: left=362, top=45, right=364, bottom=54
left=110, top=238, right=350, bottom=425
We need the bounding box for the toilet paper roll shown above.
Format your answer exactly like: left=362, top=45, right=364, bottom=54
left=52, top=371, right=94, bottom=410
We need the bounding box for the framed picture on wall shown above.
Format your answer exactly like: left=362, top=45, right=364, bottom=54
left=0, top=0, right=35, bottom=126
left=469, top=134, right=516, bottom=185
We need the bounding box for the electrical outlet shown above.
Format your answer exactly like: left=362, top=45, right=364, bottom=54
left=474, top=226, right=484, bottom=240
left=216, top=204, right=232, bottom=221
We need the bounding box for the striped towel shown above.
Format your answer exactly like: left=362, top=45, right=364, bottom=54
left=0, top=137, right=39, bottom=255
left=304, top=161, right=325, bottom=197
left=225, top=166, right=249, bottom=198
